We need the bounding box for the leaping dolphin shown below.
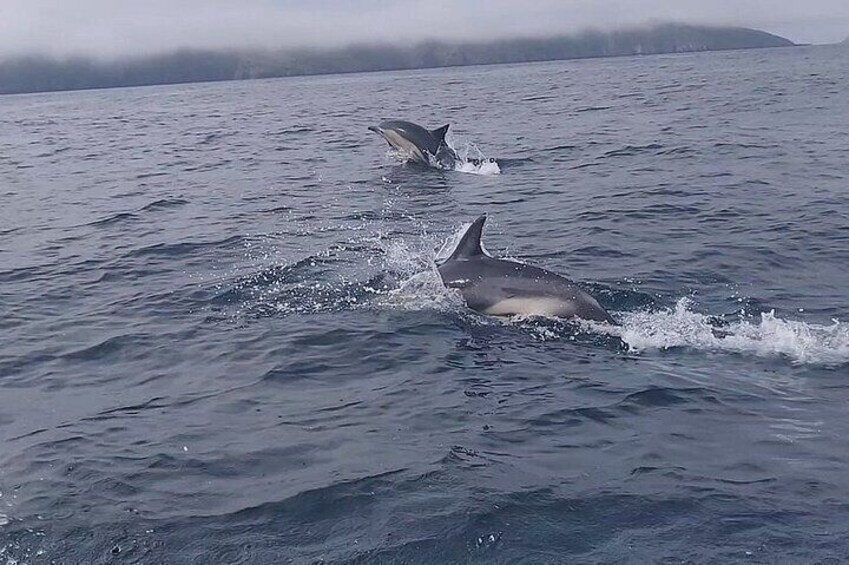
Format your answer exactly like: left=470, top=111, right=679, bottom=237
left=368, top=119, right=459, bottom=169
left=437, top=215, right=616, bottom=323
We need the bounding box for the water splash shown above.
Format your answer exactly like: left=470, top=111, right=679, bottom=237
left=212, top=217, right=453, bottom=319
left=377, top=269, right=464, bottom=312
left=453, top=158, right=501, bottom=175
left=445, top=134, right=501, bottom=175
left=619, top=298, right=849, bottom=366
left=371, top=228, right=464, bottom=312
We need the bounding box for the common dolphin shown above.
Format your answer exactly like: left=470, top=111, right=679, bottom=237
left=368, top=119, right=459, bottom=169
left=437, top=215, right=616, bottom=323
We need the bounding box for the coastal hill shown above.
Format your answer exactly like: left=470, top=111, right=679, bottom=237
left=0, top=23, right=795, bottom=95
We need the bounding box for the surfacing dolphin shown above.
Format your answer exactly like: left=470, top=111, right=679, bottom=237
left=368, top=119, right=458, bottom=169
left=437, top=215, right=616, bottom=323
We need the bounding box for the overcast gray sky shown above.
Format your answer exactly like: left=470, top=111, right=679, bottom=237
left=1, top=0, right=847, bottom=59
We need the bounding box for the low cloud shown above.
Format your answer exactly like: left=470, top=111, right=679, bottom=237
left=1, top=0, right=847, bottom=59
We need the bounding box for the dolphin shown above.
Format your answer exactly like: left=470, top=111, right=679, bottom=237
left=368, top=119, right=459, bottom=169
left=437, top=215, right=616, bottom=323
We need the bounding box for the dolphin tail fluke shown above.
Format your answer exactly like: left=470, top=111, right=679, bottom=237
left=431, top=124, right=450, bottom=143
left=449, top=215, right=487, bottom=260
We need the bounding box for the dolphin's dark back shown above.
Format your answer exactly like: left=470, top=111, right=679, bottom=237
left=446, top=215, right=487, bottom=261
left=371, top=120, right=458, bottom=168
left=438, top=215, right=617, bottom=324
left=430, top=124, right=450, bottom=145
left=377, top=120, right=442, bottom=156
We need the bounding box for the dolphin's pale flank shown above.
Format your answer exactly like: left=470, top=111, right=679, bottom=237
left=437, top=215, right=616, bottom=323
left=368, top=119, right=458, bottom=169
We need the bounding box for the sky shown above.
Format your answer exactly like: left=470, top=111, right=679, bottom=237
left=1, top=0, right=847, bottom=59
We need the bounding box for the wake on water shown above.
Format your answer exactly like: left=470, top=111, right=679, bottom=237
left=214, top=221, right=849, bottom=368
left=618, top=298, right=849, bottom=367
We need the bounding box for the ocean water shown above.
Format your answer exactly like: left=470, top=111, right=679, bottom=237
left=2, top=44, right=849, bottom=563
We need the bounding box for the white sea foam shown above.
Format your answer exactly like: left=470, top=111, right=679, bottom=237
left=453, top=158, right=501, bottom=175
left=618, top=298, right=849, bottom=366
left=445, top=134, right=501, bottom=175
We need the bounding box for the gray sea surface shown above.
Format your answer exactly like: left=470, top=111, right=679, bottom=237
left=2, top=44, right=849, bottom=563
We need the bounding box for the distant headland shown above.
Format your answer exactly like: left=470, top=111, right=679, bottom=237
left=0, top=23, right=795, bottom=95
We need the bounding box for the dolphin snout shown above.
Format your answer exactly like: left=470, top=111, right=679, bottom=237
left=367, top=125, right=381, bottom=134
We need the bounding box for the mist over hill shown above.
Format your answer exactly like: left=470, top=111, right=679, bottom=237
left=0, top=23, right=794, bottom=95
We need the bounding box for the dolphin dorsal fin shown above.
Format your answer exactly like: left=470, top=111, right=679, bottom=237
left=449, top=215, right=487, bottom=260
left=431, top=124, right=450, bottom=143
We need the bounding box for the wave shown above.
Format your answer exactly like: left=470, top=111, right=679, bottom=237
left=85, top=198, right=189, bottom=228
left=472, top=299, right=849, bottom=367
left=130, top=235, right=245, bottom=258
left=618, top=298, right=849, bottom=367
left=602, top=143, right=664, bottom=158
left=138, top=198, right=189, bottom=212
left=87, top=211, right=138, bottom=227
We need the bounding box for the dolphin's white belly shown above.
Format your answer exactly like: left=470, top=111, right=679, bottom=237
left=382, top=130, right=427, bottom=163
left=482, top=297, right=576, bottom=317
